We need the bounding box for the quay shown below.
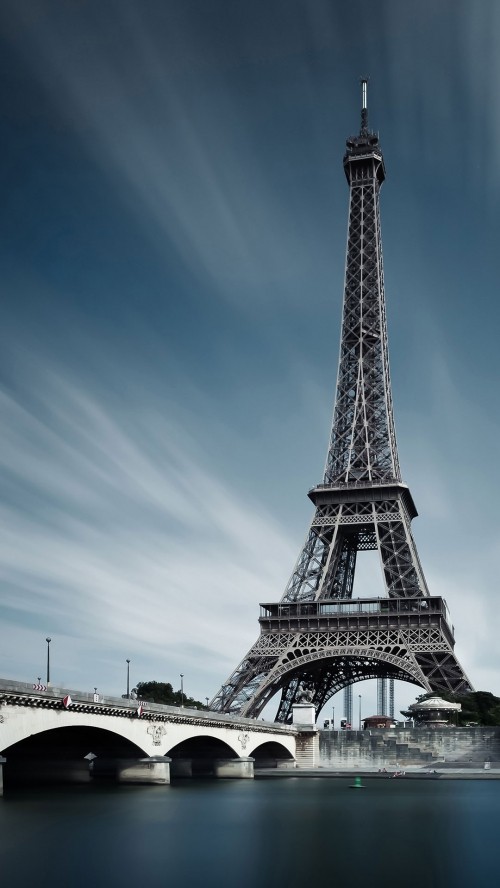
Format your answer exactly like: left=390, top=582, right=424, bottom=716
left=255, top=767, right=500, bottom=780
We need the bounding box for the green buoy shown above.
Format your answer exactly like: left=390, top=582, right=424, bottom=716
left=350, top=775, right=364, bottom=789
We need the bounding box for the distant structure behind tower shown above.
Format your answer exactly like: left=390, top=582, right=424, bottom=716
left=343, top=685, right=353, bottom=726
left=377, top=678, right=395, bottom=718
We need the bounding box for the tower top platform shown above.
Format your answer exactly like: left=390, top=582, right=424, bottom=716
left=344, top=78, right=385, bottom=181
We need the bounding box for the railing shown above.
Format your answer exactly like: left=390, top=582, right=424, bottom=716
left=0, top=678, right=295, bottom=731
left=260, top=596, right=449, bottom=623
left=311, top=479, right=405, bottom=493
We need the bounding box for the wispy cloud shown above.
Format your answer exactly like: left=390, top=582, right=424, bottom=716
left=0, top=362, right=297, bottom=694
left=2, top=1, right=333, bottom=310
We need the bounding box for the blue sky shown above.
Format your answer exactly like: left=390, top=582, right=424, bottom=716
left=1, top=1, right=499, bottom=719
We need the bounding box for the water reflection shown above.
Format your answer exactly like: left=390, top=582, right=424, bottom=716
left=1, top=779, right=499, bottom=887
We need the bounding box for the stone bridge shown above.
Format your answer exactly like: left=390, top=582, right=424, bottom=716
left=0, top=678, right=299, bottom=791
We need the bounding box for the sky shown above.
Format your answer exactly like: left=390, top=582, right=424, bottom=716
left=1, top=0, right=499, bottom=722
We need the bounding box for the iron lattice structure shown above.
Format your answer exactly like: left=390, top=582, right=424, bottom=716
left=210, top=83, right=472, bottom=722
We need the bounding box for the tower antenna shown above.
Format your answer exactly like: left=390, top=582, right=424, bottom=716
left=360, top=76, right=369, bottom=134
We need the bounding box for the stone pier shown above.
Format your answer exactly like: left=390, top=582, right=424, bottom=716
left=213, top=757, right=254, bottom=778
left=117, top=756, right=171, bottom=785
left=92, top=756, right=171, bottom=785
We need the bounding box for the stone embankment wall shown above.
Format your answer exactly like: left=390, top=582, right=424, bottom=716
left=319, top=727, right=500, bottom=769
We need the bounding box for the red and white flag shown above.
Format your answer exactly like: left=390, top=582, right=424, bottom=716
left=136, top=704, right=144, bottom=717
left=62, top=695, right=72, bottom=708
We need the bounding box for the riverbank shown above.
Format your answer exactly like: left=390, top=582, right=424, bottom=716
left=255, top=767, right=500, bottom=780
left=317, top=726, right=500, bottom=771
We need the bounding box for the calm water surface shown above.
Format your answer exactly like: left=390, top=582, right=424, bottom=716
left=1, top=778, right=500, bottom=887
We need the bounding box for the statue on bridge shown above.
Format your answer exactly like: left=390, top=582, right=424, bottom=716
left=296, top=683, right=314, bottom=705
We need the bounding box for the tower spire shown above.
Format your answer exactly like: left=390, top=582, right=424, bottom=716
left=360, top=77, right=368, bottom=135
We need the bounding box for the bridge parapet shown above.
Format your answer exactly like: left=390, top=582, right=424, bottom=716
left=0, top=677, right=296, bottom=736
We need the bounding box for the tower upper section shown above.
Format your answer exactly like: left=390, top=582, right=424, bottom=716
left=323, top=81, right=401, bottom=486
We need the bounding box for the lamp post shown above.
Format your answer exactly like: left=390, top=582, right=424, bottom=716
left=180, top=673, right=184, bottom=707
left=332, top=705, right=335, bottom=730
left=126, top=659, right=130, bottom=699
left=358, top=694, right=362, bottom=731
left=206, top=697, right=209, bottom=710
left=46, top=637, right=51, bottom=685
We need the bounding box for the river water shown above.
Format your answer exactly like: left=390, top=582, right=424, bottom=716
left=1, top=778, right=500, bottom=887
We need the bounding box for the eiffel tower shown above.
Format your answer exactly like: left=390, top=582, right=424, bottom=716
left=210, top=81, right=473, bottom=722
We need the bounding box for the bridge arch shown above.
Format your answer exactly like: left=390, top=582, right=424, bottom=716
left=3, top=724, right=147, bottom=757
left=2, top=724, right=148, bottom=789
left=166, top=734, right=240, bottom=777
left=0, top=707, right=151, bottom=756
left=166, top=735, right=239, bottom=759
left=249, top=740, right=295, bottom=768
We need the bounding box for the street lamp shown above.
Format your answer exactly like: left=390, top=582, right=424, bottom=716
left=180, top=673, right=184, bottom=707
left=332, top=705, right=335, bottom=730
left=46, top=637, right=51, bottom=685
left=126, top=659, right=131, bottom=699
left=206, top=697, right=209, bottom=710
left=358, top=694, right=362, bottom=731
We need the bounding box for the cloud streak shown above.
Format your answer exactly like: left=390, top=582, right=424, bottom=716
left=0, top=361, right=297, bottom=695
left=2, top=1, right=333, bottom=311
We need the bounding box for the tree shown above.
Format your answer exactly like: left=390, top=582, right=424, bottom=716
left=135, top=681, right=206, bottom=709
